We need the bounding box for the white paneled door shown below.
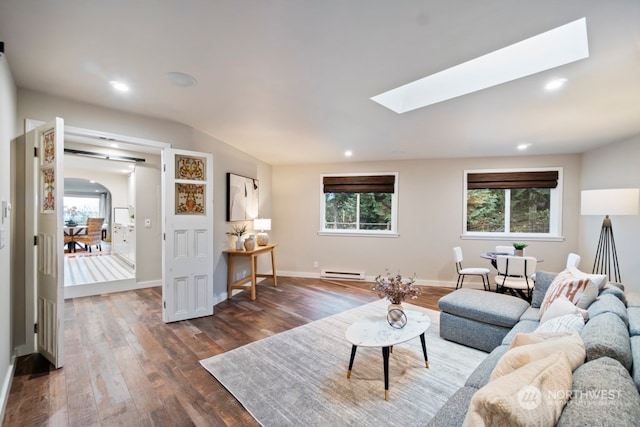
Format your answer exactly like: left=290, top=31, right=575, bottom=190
left=162, top=149, right=214, bottom=322
left=25, top=118, right=65, bottom=368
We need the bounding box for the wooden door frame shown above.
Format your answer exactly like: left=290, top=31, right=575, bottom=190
left=20, top=119, right=170, bottom=357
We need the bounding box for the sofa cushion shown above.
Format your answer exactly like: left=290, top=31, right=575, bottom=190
left=440, top=312, right=509, bottom=353
left=464, top=352, right=572, bottom=427
left=465, top=344, right=510, bottom=389
left=588, top=294, right=629, bottom=326
left=426, top=386, right=476, bottom=427
left=438, top=288, right=529, bottom=328
left=600, top=284, right=628, bottom=306
left=518, top=306, right=540, bottom=322
left=531, top=271, right=557, bottom=308
left=629, top=307, right=640, bottom=337
left=632, top=336, right=640, bottom=392
left=490, top=333, right=585, bottom=380
left=540, top=295, right=589, bottom=324
left=535, top=313, right=585, bottom=335
left=539, top=269, right=598, bottom=318
left=557, top=357, right=640, bottom=427
left=502, top=320, right=539, bottom=345
left=581, top=312, right=632, bottom=371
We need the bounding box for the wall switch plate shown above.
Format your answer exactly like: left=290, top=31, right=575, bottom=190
left=144, top=219, right=151, bottom=228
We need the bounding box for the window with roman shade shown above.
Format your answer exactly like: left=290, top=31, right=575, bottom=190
left=320, top=173, right=398, bottom=236
left=464, top=168, right=562, bottom=238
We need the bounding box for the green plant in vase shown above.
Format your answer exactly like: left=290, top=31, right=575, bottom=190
left=513, top=242, right=528, bottom=256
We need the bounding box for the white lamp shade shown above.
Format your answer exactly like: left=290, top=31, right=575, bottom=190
left=581, top=188, right=639, bottom=216
left=253, top=218, right=271, bottom=231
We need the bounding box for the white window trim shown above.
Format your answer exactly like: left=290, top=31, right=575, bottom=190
left=319, top=172, right=399, bottom=237
left=461, top=167, right=564, bottom=241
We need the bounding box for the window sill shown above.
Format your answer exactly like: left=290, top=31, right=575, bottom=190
left=460, top=234, right=565, bottom=242
left=318, top=231, right=399, bottom=238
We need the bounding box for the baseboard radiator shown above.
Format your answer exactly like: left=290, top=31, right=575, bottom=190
left=320, top=269, right=365, bottom=280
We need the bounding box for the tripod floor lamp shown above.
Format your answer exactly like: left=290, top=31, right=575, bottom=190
left=581, top=188, right=639, bottom=283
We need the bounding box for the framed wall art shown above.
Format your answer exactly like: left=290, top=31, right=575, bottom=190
left=226, top=173, right=259, bottom=221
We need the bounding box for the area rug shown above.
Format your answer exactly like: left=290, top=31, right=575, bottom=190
left=200, top=299, right=487, bottom=426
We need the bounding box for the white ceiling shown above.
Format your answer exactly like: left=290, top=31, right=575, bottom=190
left=1, top=0, right=639, bottom=165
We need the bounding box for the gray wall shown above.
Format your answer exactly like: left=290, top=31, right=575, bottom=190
left=0, top=53, right=18, bottom=419
left=579, top=135, right=640, bottom=292
left=272, top=154, right=583, bottom=286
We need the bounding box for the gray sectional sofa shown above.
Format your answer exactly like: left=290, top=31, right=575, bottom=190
left=429, top=271, right=640, bottom=426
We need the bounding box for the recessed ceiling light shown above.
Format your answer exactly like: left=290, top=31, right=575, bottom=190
left=89, top=180, right=96, bottom=183
left=371, top=18, right=589, bottom=113
left=544, top=78, right=568, bottom=91
left=517, top=143, right=531, bottom=151
left=109, top=80, right=130, bottom=92
left=344, top=150, right=353, bottom=157
left=167, top=71, right=197, bottom=87
left=110, top=143, right=119, bottom=148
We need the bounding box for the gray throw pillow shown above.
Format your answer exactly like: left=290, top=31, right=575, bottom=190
left=531, top=271, right=558, bottom=308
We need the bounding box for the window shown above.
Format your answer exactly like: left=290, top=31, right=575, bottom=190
left=64, top=196, right=100, bottom=225
left=320, top=173, right=398, bottom=236
left=463, top=169, right=562, bottom=239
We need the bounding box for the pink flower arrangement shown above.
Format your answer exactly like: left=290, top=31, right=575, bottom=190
left=372, top=270, right=420, bottom=304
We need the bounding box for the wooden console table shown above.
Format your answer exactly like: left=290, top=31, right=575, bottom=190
left=224, top=243, right=278, bottom=300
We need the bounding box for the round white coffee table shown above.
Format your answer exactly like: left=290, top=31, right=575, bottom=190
left=345, top=309, right=431, bottom=400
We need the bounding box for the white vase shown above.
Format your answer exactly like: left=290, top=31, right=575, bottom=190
left=235, top=237, right=244, bottom=251
left=244, top=235, right=256, bottom=251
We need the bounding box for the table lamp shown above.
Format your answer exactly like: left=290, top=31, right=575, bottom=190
left=254, top=218, right=271, bottom=246
left=581, top=188, right=639, bottom=283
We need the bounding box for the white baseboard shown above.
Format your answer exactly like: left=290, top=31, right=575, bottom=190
left=276, top=271, right=488, bottom=290
left=64, top=278, right=160, bottom=299
left=0, top=351, right=17, bottom=424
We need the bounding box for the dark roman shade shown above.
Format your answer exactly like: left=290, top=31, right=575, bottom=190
left=467, top=171, right=559, bottom=190
left=323, top=175, right=395, bottom=193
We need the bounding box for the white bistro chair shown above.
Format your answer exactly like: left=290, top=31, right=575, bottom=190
left=495, top=255, right=537, bottom=302
left=495, top=245, right=515, bottom=255
left=566, top=253, right=581, bottom=269
left=453, top=246, right=491, bottom=291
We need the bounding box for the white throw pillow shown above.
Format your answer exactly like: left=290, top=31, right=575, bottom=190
left=535, top=313, right=585, bottom=334
left=567, top=266, right=608, bottom=290
left=540, top=295, right=589, bottom=324
left=539, top=269, right=598, bottom=319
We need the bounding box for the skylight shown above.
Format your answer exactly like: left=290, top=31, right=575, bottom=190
left=371, top=18, right=589, bottom=114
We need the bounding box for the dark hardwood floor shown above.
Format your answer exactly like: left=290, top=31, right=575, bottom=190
left=3, top=277, right=453, bottom=427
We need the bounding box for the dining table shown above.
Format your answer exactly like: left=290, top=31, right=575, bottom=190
left=480, top=252, right=544, bottom=268
left=63, top=224, right=87, bottom=252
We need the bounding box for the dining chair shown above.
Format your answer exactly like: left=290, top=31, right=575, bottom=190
left=494, top=255, right=537, bottom=302
left=566, top=252, right=581, bottom=269
left=74, top=217, right=105, bottom=252
left=453, top=246, right=491, bottom=291
left=495, top=245, right=515, bottom=255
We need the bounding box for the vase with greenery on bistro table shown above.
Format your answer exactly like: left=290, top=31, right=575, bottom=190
left=372, top=270, right=421, bottom=313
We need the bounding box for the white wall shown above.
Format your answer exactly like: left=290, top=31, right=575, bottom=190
left=580, top=135, right=640, bottom=292
left=0, top=52, right=18, bottom=421
left=272, top=154, right=583, bottom=286
left=64, top=166, right=129, bottom=209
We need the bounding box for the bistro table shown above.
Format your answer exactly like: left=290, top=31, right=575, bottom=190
left=481, top=252, right=544, bottom=269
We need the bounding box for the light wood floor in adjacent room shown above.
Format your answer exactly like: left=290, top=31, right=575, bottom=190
left=64, top=254, right=135, bottom=286
left=3, top=277, right=453, bottom=427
